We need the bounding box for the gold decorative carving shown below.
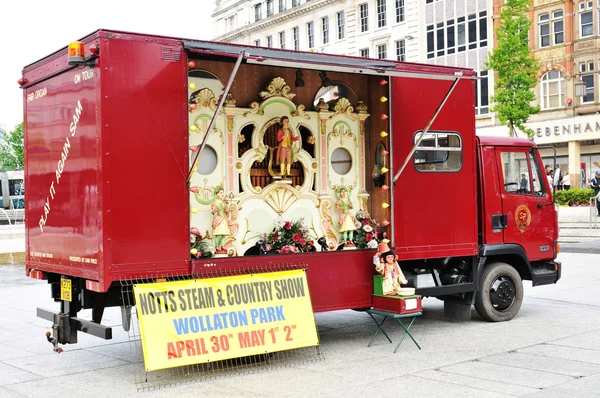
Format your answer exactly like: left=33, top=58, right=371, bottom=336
left=359, top=120, right=365, bottom=137
left=292, top=104, right=311, bottom=119
left=193, top=88, right=218, bottom=111
left=224, top=93, right=236, bottom=107
left=318, top=199, right=338, bottom=249
left=255, top=144, right=269, bottom=161
left=227, top=116, right=234, bottom=133
left=320, top=119, right=327, bottom=136
left=312, top=162, right=318, bottom=169
left=328, top=121, right=357, bottom=146
left=355, top=101, right=368, bottom=114
left=259, top=77, right=296, bottom=100
left=243, top=101, right=264, bottom=117
left=236, top=162, right=242, bottom=169
left=330, top=98, right=357, bottom=121
left=264, top=186, right=299, bottom=215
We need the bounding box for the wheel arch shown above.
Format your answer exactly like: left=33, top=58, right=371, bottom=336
left=478, top=244, right=532, bottom=281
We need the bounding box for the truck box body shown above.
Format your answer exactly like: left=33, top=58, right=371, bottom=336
left=21, top=30, right=560, bottom=346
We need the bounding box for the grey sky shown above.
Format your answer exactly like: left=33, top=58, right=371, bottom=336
left=0, top=0, right=213, bottom=132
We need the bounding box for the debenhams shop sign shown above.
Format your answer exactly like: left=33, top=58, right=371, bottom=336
left=532, top=114, right=600, bottom=145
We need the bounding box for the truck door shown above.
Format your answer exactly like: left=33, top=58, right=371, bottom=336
left=496, top=147, right=555, bottom=261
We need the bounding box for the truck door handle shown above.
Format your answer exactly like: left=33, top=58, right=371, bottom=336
left=491, top=214, right=508, bottom=229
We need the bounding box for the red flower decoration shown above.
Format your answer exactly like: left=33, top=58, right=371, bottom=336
left=300, top=238, right=306, bottom=247
left=361, top=220, right=369, bottom=226
left=292, top=232, right=301, bottom=242
left=272, top=233, right=279, bottom=240
left=365, top=233, right=373, bottom=242
left=284, top=221, right=292, bottom=230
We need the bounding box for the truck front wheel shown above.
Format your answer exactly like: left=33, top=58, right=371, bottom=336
left=475, top=262, right=523, bottom=322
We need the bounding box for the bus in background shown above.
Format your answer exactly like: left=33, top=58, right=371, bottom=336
left=0, top=170, right=25, bottom=217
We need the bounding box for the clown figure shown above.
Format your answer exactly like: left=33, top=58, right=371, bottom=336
left=374, top=243, right=408, bottom=296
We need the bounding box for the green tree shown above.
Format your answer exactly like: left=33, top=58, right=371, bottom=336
left=486, top=0, right=540, bottom=138
left=0, top=123, right=24, bottom=171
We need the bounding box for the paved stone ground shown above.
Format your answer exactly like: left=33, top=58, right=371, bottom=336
left=0, top=252, right=599, bottom=397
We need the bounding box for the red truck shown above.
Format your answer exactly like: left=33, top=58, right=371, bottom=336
left=20, top=29, right=560, bottom=348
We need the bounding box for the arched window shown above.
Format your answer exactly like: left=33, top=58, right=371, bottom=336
left=540, top=70, right=565, bottom=110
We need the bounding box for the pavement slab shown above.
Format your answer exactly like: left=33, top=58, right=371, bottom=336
left=2, top=368, right=139, bottom=398
left=548, top=329, right=600, bottom=351
left=0, top=363, right=41, bottom=387
left=480, top=351, right=600, bottom=377
left=524, top=373, right=600, bottom=398
left=0, top=343, right=36, bottom=362
left=333, top=374, right=509, bottom=398
left=437, top=360, right=575, bottom=389
left=411, top=369, right=540, bottom=396
left=3, top=350, right=129, bottom=378
left=517, top=343, right=600, bottom=365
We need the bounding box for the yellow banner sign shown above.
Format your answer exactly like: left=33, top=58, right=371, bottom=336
left=133, top=269, right=319, bottom=372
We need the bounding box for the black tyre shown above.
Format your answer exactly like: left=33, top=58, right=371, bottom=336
left=475, top=262, right=523, bottom=322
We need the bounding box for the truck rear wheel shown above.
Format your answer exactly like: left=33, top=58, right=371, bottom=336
left=475, top=262, right=523, bottom=322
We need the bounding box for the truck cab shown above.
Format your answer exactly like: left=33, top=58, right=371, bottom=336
left=474, top=136, right=560, bottom=321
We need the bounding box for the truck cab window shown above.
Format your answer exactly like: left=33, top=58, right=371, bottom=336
left=500, top=151, right=532, bottom=195
left=413, top=131, right=462, bottom=172
left=528, top=150, right=546, bottom=197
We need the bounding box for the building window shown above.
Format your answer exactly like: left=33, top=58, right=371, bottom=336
left=226, top=15, right=236, bottom=31
left=468, top=14, right=477, bottom=49
left=479, top=11, right=487, bottom=47
left=279, top=31, right=286, bottom=49
left=426, top=13, right=486, bottom=59
left=475, top=71, right=489, bottom=115
left=359, top=3, right=369, bottom=32
left=337, top=11, right=345, bottom=39
left=540, top=70, right=565, bottom=110
left=437, top=22, right=444, bottom=56
left=279, top=0, right=286, bottom=12
left=267, top=35, right=273, bottom=47
left=254, top=39, right=261, bottom=47
left=553, top=10, right=564, bottom=45
left=377, top=44, right=387, bottom=59
left=427, top=25, right=434, bottom=58
left=395, top=0, right=405, bottom=23
left=457, top=16, right=466, bottom=52
left=267, top=0, right=274, bottom=16
left=377, top=0, right=386, bottom=28
left=293, top=27, right=299, bottom=50
left=580, top=62, right=595, bottom=104
left=447, top=20, right=456, bottom=54
left=395, top=39, right=405, bottom=61
left=292, top=0, right=300, bottom=7
left=307, top=21, right=314, bottom=49
left=360, top=48, right=370, bottom=58
left=580, top=2, right=593, bottom=37
left=322, top=17, right=329, bottom=44
left=539, top=13, right=550, bottom=47
left=254, top=4, right=262, bottom=22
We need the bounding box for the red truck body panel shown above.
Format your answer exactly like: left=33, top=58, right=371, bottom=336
left=391, top=77, right=477, bottom=258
